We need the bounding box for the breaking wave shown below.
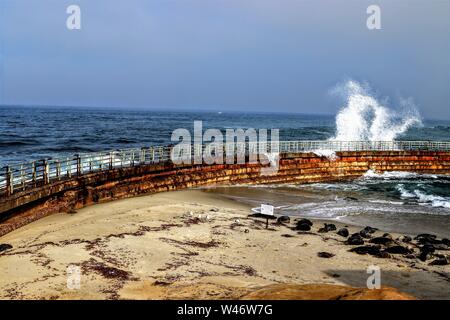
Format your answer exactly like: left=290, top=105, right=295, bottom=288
left=396, top=184, right=450, bottom=208
left=330, top=80, right=422, bottom=141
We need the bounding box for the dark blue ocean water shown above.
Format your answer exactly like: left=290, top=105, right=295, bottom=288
left=1, top=106, right=449, bottom=166
left=1, top=106, right=449, bottom=235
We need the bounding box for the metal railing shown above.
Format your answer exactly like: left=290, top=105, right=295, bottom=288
left=1, top=140, right=449, bottom=197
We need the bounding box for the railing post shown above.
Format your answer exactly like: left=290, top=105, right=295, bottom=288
left=5, top=166, right=12, bottom=196
left=109, top=151, right=113, bottom=170
left=67, top=158, right=72, bottom=178
left=43, top=159, right=49, bottom=185
left=56, top=160, right=61, bottom=180
left=20, top=164, right=25, bottom=191
left=32, top=161, right=36, bottom=187
left=76, top=155, right=81, bottom=176
left=140, top=149, right=145, bottom=164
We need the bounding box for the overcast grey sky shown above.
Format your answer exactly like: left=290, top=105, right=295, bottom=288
left=0, top=0, right=449, bottom=119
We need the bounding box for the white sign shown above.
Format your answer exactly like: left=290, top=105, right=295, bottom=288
left=261, top=204, right=274, bottom=216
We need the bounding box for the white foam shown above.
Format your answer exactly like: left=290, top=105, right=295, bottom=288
left=312, top=149, right=337, bottom=160
left=413, top=190, right=450, bottom=208
left=368, top=199, right=405, bottom=205
left=396, top=184, right=416, bottom=198
left=362, top=170, right=437, bottom=180
left=330, top=80, right=422, bottom=141
left=396, top=184, right=450, bottom=208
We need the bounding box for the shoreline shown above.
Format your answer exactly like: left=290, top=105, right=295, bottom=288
left=202, top=185, right=450, bottom=238
left=0, top=189, right=448, bottom=300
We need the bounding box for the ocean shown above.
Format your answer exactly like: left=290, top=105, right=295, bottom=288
left=0, top=105, right=449, bottom=236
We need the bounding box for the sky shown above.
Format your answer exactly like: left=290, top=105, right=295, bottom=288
left=0, top=0, right=449, bottom=119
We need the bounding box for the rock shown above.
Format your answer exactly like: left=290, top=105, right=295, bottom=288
left=349, top=245, right=381, bottom=256
left=414, top=234, right=438, bottom=245
left=442, top=238, right=450, bottom=246
left=418, top=244, right=435, bottom=261
left=404, top=253, right=416, bottom=260
left=244, top=229, right=250, bottom=233
left=296, top=218, right=313, bottom=226
left=359, top=229, right=373, bottom=239
left=399, top=235, right=412, bottom=243
left=418, top=252, right=431, bottom=262
left=295, top=218, right=313, bottom=231
left=415, top=233, right=437, bottom=240
left=421, top=244, right=436, bottom=255
left=0, top=244, right=13, bottom=252
left=362, top=226, right=378, bottom=234
left=382, top=233, right=393, bottom=239
left=337, top=228, right=349, bottom=237
left=210, top=208, right=219, bottom=212
left=345, top=233, right=364, bottom=245
left=343, top=197, right=358, bottom=201
left=384, top=245, right=412, bottom=255
left=429, top=257, right=448, bottom=266
left=67, top=208, right=77, bottom=214
left=377, top=251, right=391, bottom=259
left=318, top=223, right=336, bottom=233
left=432, top=243, right=449, bottom=250
left=240, top=284, right=416, bottom=300
left=277, top=216, right=290, bottom=224
left=295, top=223, right=311, bottom=231
left=317, top=252, right=335, bottom=258
left=369, top=237, right=394, bottom=245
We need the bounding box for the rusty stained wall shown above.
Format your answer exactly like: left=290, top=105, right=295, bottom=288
left=0, top=150, right=449, bottom=237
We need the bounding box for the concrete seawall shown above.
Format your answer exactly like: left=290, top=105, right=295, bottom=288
left=1, top=150, right=449, bottom=237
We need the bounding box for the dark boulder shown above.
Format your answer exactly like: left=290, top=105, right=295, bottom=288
left=0, top=244, right=13, bottom=252
left=296, top=218, right=313, bottom=226
left=418, top=245, right=435, bottom=262
left=377, top=251, right=391, bottom=259
left=429, top=257, right=448, bottom=266
left=431, top=243, right=449, bottom=250
left=421, top=244, right=436, bottom=255
left=295, top=219, right=313, bottom=231
left=343, top=197, right=358, bottom=201
left=337, top=228, right=349, bottom=237
left=415, top=233, right=437, bottom=240
left=317, top=252, right=335, bottom=258
left=349, top=245, right=381, bottom=256
left=442, top=238, right=450, bottom=247
left=318, top=223, right=337, bottom=233
left=418, top=252, right=430, bottom=262
left=384, top=245, right=412, bottom=255
left=369, top=237, right=394, bottom=246
left=295, top=223, right=311, bottom=231
left=359, top=229, right=373, bottom=239
left=345, top=233, right=364, bottom=245
left=414, top=234, right=438, bottom=245
left=399, top=235, right=412, bottom=243
left=362, top=226, right=378, bottom=234
left=277, top=216, right=291, bottom=224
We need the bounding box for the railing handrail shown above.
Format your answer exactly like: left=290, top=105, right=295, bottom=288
left=1, top=140, right=450, bottom=197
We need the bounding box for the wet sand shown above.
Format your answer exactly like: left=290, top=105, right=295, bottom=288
left=0, top=190, right=448, bottom=300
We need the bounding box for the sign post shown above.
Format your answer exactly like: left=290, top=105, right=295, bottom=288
left=260, top=204, right=274, bottom=229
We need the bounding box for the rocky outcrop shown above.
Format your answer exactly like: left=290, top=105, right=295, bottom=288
left=241, top=283, right=416, bottom=300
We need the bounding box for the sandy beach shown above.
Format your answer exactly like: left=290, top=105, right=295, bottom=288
left=0, top=189, right=448, bottom=300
